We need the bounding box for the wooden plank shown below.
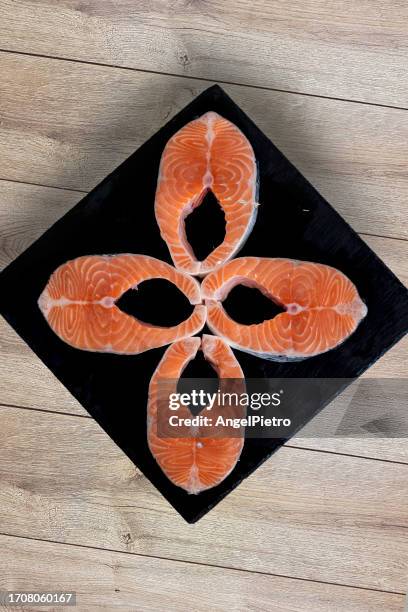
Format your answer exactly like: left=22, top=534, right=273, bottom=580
left=289, top=376, right=408, bottom=462
left=0, top=180, right=82, bottom=272
left=288, top=438, right=408, bottom=463
left=0, top=52, right=407, bottom=239
left=0, top=1, right=407, bottom=107
left=0, top=405, right=407, bottom=592
left=1, top=535, right=404, bottom=612
left=0, top=319, right=85, bottom=415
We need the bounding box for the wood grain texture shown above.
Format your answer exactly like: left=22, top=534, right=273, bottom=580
left=1, top=535, right=404, bottom=612
left=0, top=52, right=407, bottom=240
left=0, top=1, right=407, bottom=107
left=0, top=405, right=407, bottom=592
left=289, top=388, right=408, bottom=462
left=0, top=180, right=82, bottom=272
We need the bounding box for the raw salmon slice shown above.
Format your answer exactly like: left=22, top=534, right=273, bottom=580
left=147, top=335, right=245, bottom=494
left=201, top=257, right=367, bottom=360
left=38, top=254, right=206, bottom=354
left=155, top=111, right=258, bottom=276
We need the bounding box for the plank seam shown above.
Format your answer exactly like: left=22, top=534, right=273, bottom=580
left=0, top=177, right=86, bottom=194
left=0, top=531, right=404, bottom=596
left=285, top=444, right=408, bottom=466
left=0, top=402, right=88, bottom=419
left=0, top=48, right=407, bottom=112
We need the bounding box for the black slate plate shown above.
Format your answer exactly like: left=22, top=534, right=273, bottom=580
left=1, top=85, right=407, bottom=523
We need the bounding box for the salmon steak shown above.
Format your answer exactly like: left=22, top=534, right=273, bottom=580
left=201, top=257, right=367, bottom=360
left=155, top=111, right=258, bottom=276
left=38, top=254, right=206, bottom=354
left=147, top=335, right=245, bottom=494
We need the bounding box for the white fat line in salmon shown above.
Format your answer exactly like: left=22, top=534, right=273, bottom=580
left=168, top=390, right=282, bottom=411
left=38, top=291, right=116, bottom=310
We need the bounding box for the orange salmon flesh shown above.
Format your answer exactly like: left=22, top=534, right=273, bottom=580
left=147, top=335, right=245, bottom=494
left=155, top=111, right=258, bottom=276
left=201, top=257, right=367, bottom=360
left=38, top=254, right=206, bottom=354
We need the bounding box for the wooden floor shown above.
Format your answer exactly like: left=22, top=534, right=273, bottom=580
left=0, top=2, right=407, bottom=610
